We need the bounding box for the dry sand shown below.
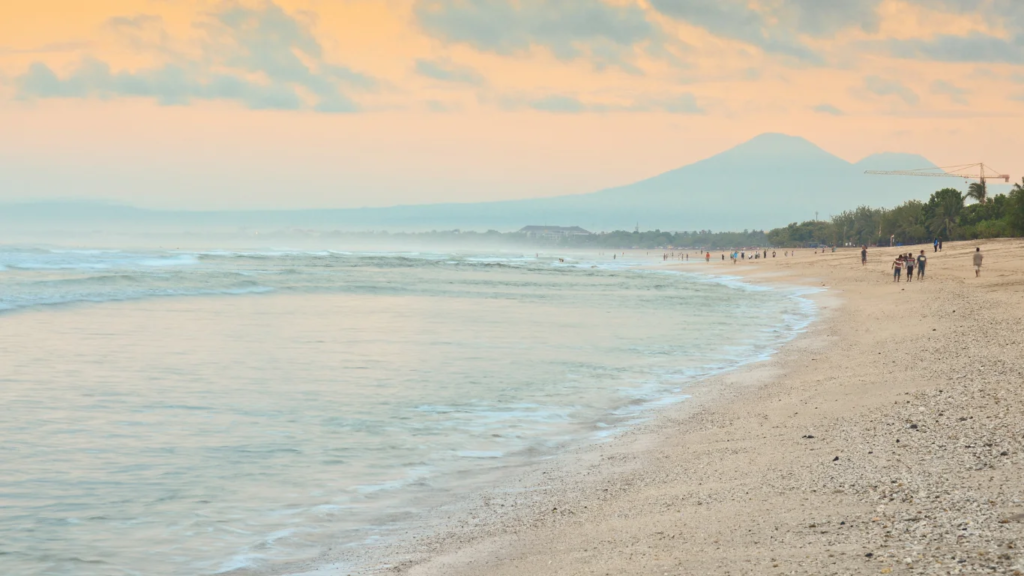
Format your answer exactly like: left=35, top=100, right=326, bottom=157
left=358, top=239, right=1024, bottom=576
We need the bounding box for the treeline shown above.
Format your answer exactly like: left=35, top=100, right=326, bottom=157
left=306, top=228, right=770, bottom=250
left=767, top=180, right=1024, bottom=247
left=556, top=229, right=768, bottom=249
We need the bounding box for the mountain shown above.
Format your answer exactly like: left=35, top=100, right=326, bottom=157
left=0, top=134, right=953, bottom=235
left=854, top=152, right=937, bottom=173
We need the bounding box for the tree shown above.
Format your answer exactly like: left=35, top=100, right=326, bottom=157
left=831, top=211, right=855, bottom=246
left=967, top=181, right=988, bottom=204
left=924, top=188, right=963, bottom=240
left=1007, top=178, right=1024, bottom=235
left=882, top=200, right=926, bottom=244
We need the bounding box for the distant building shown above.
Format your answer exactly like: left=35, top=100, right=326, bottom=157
left=518, top=225, right=592, bottom=239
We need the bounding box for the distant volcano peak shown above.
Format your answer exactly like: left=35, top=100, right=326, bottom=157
left=690, top=132, right=848, bottom=172
left=854, top=152, right=938, bottom=172
left=716, top=132, right=841, bottom=160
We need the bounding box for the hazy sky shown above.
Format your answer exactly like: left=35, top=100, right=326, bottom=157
left=1, top=0, right=1022, bottom=210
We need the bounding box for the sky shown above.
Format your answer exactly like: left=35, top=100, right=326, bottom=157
left=1, top=0, right=1022, bottom=210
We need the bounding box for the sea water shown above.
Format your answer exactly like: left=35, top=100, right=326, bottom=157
left=0, top=247, right=815, bottom=575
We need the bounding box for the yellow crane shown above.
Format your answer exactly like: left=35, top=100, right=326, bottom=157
left=866, top=163, right=1009, bottom=186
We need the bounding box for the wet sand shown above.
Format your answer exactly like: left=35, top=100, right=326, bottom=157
left=356, top=239, right=1024, bottom=576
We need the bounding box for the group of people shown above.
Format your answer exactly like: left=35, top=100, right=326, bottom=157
left=877, top=244, right=985, bottom=282
left=728, top=249, right=778, bottom=263
left=891, top=251, right=927, bottom=282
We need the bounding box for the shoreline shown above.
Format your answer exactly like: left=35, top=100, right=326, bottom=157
left=351, top=239, right=1024, bottom=576
left=283, top=261, right=821, bottom=576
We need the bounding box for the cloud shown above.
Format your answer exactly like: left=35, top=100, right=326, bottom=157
left=876, top=0, right=1024, bottom=63
left=649, top=0, right=817, bottom=63
left=413, top=0, right=660, bottom=72
left=15, top=1, right=374, bottom=113
left=414, top=58, right=485, bottom=85
left=930, top=79, right=969, bottom=104
left=780, top=0, right=883, bottom=36
left=502, top=92, right=704, bottom=114
left=863, top=75, right=919, bottom=106
left=812, top=103, right=845, bottom=115
left=529, top=95, right=587, bottom=113
left=103, top=14, right=170, bottom=53
left=883, top=33, right=1024, bottom=64
left=425, top=99, right=460, bottom=112
left=644, top=93, right=704, bottom=114
left=0, top=41, right=91, bottom=55
left=18, top=58, right=304, bottom=109
left=648, top=0, right=883, bottom=64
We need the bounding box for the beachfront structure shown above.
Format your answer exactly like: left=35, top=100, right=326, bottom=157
left=518, top=226, right=592, bottom=239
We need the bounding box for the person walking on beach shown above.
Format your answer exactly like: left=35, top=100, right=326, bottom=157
left=905, top=252, right=915, bottom=282
left=939, top=239, right=943, bottom=251
left=917, top=250, right=927, bottom=280
left=973, top=247, right=983, bottom=277
left=933, top=238, right=939, bottom=253
left=892, top=254, right=903, bottom=282
left=861, top=245, right=867, bottom=265
left=705, top=252, right=710, bottom=262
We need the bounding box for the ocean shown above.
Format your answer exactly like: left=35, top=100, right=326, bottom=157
left=0, top=246, right=815, bottom=575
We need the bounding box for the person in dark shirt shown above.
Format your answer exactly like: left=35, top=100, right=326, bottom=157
left=861, top=246, right=867, bottom=265
left=917, top=251, right=927, bottom=280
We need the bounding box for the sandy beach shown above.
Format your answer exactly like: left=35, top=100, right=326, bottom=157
left=362, top=239, right=1024, bottom=576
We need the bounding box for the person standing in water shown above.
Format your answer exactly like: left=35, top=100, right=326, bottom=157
left=973, top=247, right=983, bottom=277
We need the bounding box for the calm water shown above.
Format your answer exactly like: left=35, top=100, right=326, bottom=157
left=0, top=247, right=815, bottom=575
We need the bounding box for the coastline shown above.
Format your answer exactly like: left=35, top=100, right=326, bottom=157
left=347, top=239, right=1024, bottom=575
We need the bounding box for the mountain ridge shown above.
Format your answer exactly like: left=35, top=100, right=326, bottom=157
left=0, top=133, right=958, bottom=234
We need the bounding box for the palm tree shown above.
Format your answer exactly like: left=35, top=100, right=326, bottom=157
left=967, top=181, right=988, bottom=204
left=925, top=188, right=963, bottom=240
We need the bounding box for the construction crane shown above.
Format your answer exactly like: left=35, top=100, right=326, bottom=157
left=865, top=163, right=1010, bottom=186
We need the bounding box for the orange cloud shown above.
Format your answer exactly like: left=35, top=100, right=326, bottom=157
left=1, top=0, right=1021, bottom=209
